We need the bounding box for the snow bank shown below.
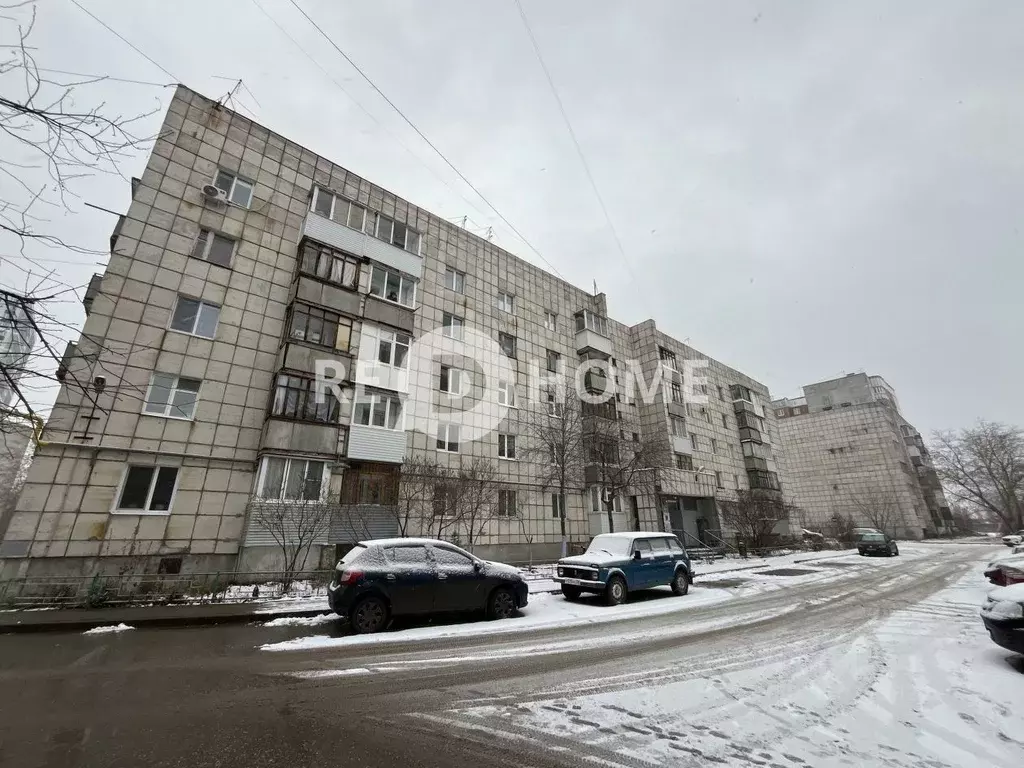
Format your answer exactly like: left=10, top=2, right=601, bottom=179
left=261, top=613, right=338, bottom=628
left=83, top=623, right=134, bottom=635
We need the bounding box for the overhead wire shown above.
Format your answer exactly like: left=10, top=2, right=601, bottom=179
left=513, top=0, right=638, bottom=290
left=68, top=0, right=179, bottom=83
left=285, top=0, right=566, bottom=279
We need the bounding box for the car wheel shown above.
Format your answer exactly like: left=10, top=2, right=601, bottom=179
left=892, top=545, right=899, bottom=556
left=671, top=569, right=690, bottom=596
left=605, top=575, right=627, bottom=606
left=350, top=595, right=388, bottom=634
left=858, top=550, right=866, bottom=556
left=561, top=585, right=582, bottom=601
left=487, top=587, right=517, bottom=620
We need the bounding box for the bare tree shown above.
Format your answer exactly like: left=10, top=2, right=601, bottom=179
left=247, top=495, right=336, bottom=583
left=521, top=375, right=586, bottom=556
left=718, top=490, right=795, bottom=549
left=847, top=486, right=902, bottom=536
left=392, top=456, right=446, bottom=537
left=823, top=512, right=857, bottom=547
left=585, top=413, right=668, bottom=533
left=0, top=1, right=157, bottom=433
left=449, top=458, right=500, bottom=552
left=931, top=422, right=1024, bottom=534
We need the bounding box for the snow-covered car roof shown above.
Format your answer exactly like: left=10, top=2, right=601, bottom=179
left=592, top=532, right=679, bottom=540
left=357, top=537, right=455, bottom=547
left=987, top=582, right=1024, bottom=602
left=987, top=553, right=1024, bottom=568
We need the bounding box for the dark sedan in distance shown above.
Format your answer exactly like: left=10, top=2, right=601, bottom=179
left=858, top=533, right=899, bottom=557
left=328, top=538, right=529, bottom=633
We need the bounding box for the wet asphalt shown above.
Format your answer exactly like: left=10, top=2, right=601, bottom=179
left=0, top=545, right=989, bottom=768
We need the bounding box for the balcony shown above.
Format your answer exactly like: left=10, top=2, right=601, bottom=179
left=744, top=455, right=768, bottom=472
left=733, top=398, right=761, bottom=417
left=347, top=424, right=407, bottom=463
left=582, top=400, right=617, bottom=421
left=671, top=434, right=692, bottom=455
left=583, top=369, right=609, bottom=395
left=260, top=418, right=346, bottom=457
left=276, top=342, right=354, bottom=380
left=82, top=273, right=103, bottom=316
left=739, top=426, right=763, bottom=444
left=302, top=212, right=423, bottom=280
left=575, top=328, right=612, bottom=358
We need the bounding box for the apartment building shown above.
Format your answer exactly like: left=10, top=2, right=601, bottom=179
left=772, top=373, right=952, bottom=538
left=0, top=86, right=789, bottom=579
left=0, top=293, right=38, bottom=409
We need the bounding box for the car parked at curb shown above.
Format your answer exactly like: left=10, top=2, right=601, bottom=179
left=1002, top=530, right=1024, bottom=547
left=984, top=554, right=1024, bottom=587
left=981, top=583, right=1024, bottom=655
left=327, top=538, right=528, bottom=633
left=857, top=532, right=900, bottom=557
left=554, top=532, right=693, bottom=605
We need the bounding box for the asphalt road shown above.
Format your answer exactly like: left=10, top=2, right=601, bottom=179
left=0, top=545, right=988, bottom=768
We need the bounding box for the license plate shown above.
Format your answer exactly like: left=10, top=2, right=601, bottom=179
left=563, top=578, right=582, bottom=586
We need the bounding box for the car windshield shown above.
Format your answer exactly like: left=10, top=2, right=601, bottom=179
left=584, top=535, right=632, bottom=556
left=862, top=534, right=886, bottom=542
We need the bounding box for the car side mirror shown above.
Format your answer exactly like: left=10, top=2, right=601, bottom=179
left=633, top=550, right=642, bottom=560
left=473, top=560, right=483, bottom=571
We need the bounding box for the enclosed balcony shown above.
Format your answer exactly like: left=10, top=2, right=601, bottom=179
left=575, top=309, right=613, bottom=357
left=302, top=207, right=423, bottom=280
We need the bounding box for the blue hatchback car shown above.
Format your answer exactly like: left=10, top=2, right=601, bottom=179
left=554, top=532, right=693, bottom=605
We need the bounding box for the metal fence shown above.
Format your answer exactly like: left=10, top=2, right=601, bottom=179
left=0, top=569, right=334, bottom=609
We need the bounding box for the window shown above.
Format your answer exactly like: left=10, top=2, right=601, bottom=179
left=634, top=539, right=652, bottom=555
left=721, top=413, right=728, bottom=429
left=191, top=229, right=234, bottom=267
left=691, top=434, right=699, bottom=451
left=442, top=312, right=463, bottom=339
left=213, top=169, right=253, bottom=207
left=436, top=423, right=460, bottom=452
left=711, top=438, right=718, bottom=453
left=632, top=432, right=639, bottom=442
left=735, top=474, right=741, bottom=489
left=674, top=454, right=693, bottom=470
left=115, top=466, right=178, bottom=512
left=498, top=332, right=517, bottom=358
left=311, top=187, right=367, bottom=232
left=574, top=309, right=608, bottom=336
left=715, top=470, right=723, bottom=488
left=169, top=296, right=219, bottom=338
left=272, top=374, right=339, bottom=423
left=289, top=304, right=353, bottom=351
left=257, top=457, right=326, bottom=501
left=143, top=373, right=200, bottom=419
left=432, top=485, right=450, bottom=518
left=729, top=443, right=735, bottom=458
left=670, top=416, right=686, bottom=437
left=498, top=433, right=516, bottom=459
left=546, top=349, right=560, bottom=373
left=650, top=538, right=669, bottom=552
left=299, top=241, right=360, bottom=289
left=718, top=385, right=725, bottom=401
left=497, top=489, right=517, bottom=517
left=353, top=392, right=403, bottom=430
left=440, top=365, right=466, bottom=395
left=371, top=212, right=422, bottom=255
left=551, top=492, right=565, bottom=519
left=388, top=545, right=429, bottom=564
left=670, top=382, right=683, bottom=404
left=546, top=390, right=563, bottom=417
left=369, top=265, right=416, bottom=308
left=371, top=327, right=411, bottom=368
left=703, top=407, right=711, bottom=423
left=497, top=380, right=515, bottom=406
left=433, top=546, right=473, bottom=566
left=544, top=311, right=557, bottom=331
left=497, top=291, right=515, bottom=313
left=444, top=267, right=465, bottom=293
left=659, top=347, right=676, bottom=368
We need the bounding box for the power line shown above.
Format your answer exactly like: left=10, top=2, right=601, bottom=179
left=34, top=67, right=175, bottom=88
left=513, top=0, right=638, bottom=289
left=68, top=0, right=179, bottom=83
left=286, top=0, right=566, bottom=280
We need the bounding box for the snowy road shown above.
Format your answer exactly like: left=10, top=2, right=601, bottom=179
left=0, top=543, right=1020, bottom=767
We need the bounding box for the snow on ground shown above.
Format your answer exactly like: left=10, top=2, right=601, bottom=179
left=260, top=613, right=338, bottom=628
left=260, top=586, right=734, bottom=652
left=424, top=556, right=1024, bottom=768
left=82, top=623, right=134, bottom=635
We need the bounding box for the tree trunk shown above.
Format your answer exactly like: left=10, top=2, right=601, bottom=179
left=606, top=495, right=615, bottom=533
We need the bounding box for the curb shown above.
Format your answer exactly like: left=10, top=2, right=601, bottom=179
left=0, top=607, right=332, bottom=634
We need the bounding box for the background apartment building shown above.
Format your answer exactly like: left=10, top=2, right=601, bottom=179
left=772, top=373, right=952, bottom=538
left=0, top=86, right=788, bottom=578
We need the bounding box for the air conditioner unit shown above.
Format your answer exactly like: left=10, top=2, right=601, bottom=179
left=202, top=184, right=227, bottom=202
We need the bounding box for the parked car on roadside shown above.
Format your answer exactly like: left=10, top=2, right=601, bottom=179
left=857, top=532, right=900, bottom=557
left=981, top=583, right=1024, bottom=655
left=984, top=554, right=1024, bottom=587
left=327, top=538, right=528, bottom=634
left=1002, top=531, right=1024, bottom=547
left=554, top=532, right=693, bottom=605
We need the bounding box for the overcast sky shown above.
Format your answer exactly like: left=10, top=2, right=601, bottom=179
left=2, top=0, right=1021, bottom=436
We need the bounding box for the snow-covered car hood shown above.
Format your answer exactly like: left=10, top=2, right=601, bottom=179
left=988, top=582, right=1024, bottom=602
left=982, top=583, right=1024, bottom=621
left=559, top=553, right=624, bottom=567
left=483, top=560, right=524, bottom=580
left=986, top=553, right=1024, bottom=569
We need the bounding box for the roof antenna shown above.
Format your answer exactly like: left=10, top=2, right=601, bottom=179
left=593, top=279, right=599, bottom=295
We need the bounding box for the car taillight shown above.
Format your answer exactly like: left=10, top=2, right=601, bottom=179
left=339, top=568, right=363, bottom=585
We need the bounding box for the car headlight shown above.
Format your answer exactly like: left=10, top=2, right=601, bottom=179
left=557, top=567, right=564, bottom=577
